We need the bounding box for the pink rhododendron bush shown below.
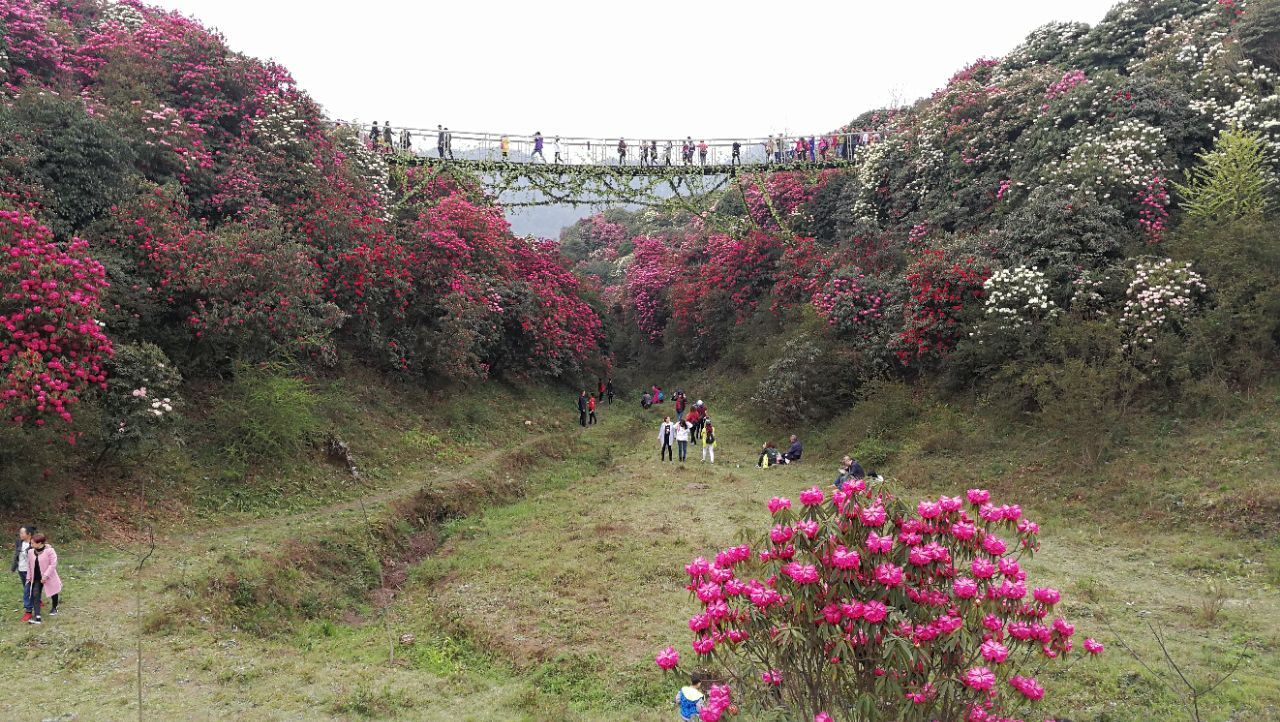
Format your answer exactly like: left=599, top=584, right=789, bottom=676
left=0, top=207, right=112, bottom=427
left=657, top=481, right=1102, bottom=721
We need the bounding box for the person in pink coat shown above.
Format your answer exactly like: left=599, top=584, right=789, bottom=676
left=26, top=533, right=60, bottom=624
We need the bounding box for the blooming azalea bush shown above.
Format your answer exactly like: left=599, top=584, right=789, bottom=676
left=1120, top=257, right=1208, bottom=357
left=896, top=250, right=991, bottom=365
left=978, top=266, right=1059, bottom=333
left=0, top=208, right=112, bottom=427
left=657, top=481, right=1103, bottom=721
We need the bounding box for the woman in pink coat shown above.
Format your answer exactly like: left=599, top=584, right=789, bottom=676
left=26, top=533, right=60, bottom=624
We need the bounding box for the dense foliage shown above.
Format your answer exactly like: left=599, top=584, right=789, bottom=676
left=0, top=0, right=605, bottom=441
left=565, top=0, right=1280, bottom=426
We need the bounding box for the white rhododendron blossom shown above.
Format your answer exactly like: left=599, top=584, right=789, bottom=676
left=102, top=1, right=146, bottom=30
left=979, top=266, right=1059, bottom=333
left=1121, top=258, right=1208, bottom=356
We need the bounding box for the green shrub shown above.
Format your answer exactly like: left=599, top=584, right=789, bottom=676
left=212, top=365, right=321, bottom=471
left=100, top=341, right=184, bottom=452
left=1174, top=128, right=1277, bottom=223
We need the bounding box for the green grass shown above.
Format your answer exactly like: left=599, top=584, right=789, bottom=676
left=2, top=381, right=1277, bottom=720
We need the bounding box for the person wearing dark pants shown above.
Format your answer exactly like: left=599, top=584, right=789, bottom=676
left=588, top=395, right=598, bottom=425
left=675, top=420, right=691, bottom=462
left=659, top=417, right=675, bottom=462
left=12, top=525, right=34, bottom=622
left=577, top=391, right=588, bottom=427
left=606, top=379, right=615, bottom=404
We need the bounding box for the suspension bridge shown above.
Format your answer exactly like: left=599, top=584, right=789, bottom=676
left=338, top=123, right=888, bottom=210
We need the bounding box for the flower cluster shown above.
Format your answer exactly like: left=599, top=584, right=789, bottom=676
left=979, top=266, right=1058, bottom=333
left=0, top=208, right=112, bottom=427
left=897, top=250, right=990, bottom=364
left=657, top=480, right=1102, bottom=720
left=1136, top=175, right=1170, bottom=244
left=1043, top=119, right=1170, bottom=199
left=1044, top=69, right=1087, bottom=102
left=811, top=270, right=892, bottom=338
left=623, top=235, right=680, bottom=342
left=1120, top=258, right=1208, bottom=355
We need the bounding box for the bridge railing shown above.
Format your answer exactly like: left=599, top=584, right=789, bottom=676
left=333, top=122, right=889, bottom=167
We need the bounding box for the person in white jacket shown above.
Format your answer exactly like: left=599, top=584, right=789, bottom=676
left=658, top=417, right=675, bottom=462
left=553, top=137, right=563, bottom=164
left=674, top=420, right=691, bottom=462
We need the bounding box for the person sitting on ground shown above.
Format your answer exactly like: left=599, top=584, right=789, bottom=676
left=758, top=441, right=779, bottom=469
left=835, top=455, right=866, bottom=489
left=641, top=391, right=653, bottom=410
left=779, top=434, right=803, bottom=464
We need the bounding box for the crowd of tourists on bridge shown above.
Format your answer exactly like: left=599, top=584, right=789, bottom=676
left=344, top=119, right=887, bottom=167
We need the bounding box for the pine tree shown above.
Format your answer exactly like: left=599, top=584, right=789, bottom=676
left=1174, top=128, right=1277, bottom=221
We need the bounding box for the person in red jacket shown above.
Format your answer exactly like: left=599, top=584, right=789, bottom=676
left=588, top=394, right=598, bottom=425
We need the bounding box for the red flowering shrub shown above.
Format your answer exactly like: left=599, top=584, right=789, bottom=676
left=0, top=208, right=111, bottom=427
left=896, top=249, right=990, bottom=365
left=742, top=171, right=836, bottom=230
left=812, top=268, right=895, bottom=339
left=770, top=236, right=835, bottom=312
left=624, top=235, right=680, bottom=342
left=658, top=482, right=1102, bottom=721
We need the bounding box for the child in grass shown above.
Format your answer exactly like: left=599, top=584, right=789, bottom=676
left=675, top=671, right=706, bottom=721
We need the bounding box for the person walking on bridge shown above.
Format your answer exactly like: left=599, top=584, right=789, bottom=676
left=664, top=140, right=673, bottom=166
left=731, top=140, right=741, bottom=166
left=765, top=136, right=775, bottom=164
left=532, top=132, right=546, bottom=162
left=370, top=121, right=380, bottom=149
left=553, top=136, right=563, bottom=164
left=437, top=125, right=446, bottom=158
left=501, top=134, right=511, bottom=160
left=383, top=122, right=394, bottom=150
left=618, top=138, right=627, bottom=166
left=444, top=128, right=454, bottom=159
left=639, top=141, right=649, bottom=167
left=400, top=128, right=412, bottom=152
left=650, top=140, right=658, bottom=167
left=698, top=140, right=708, bottom=166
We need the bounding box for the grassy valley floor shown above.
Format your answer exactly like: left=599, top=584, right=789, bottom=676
left=2, top=388, right=1278, bottom=721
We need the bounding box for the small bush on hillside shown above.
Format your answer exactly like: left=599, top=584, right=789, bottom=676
left=100, top=341, right=183, bottom=452
left=657, top=482, right=1103, bottom=721
left=212, top=365, right=321, bottom=472
left=752, top=333, right=863, bottom=424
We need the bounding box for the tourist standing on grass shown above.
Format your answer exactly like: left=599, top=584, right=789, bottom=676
left=606, top=379, right=615, bottom=404
left=675, top=393, right=686, bottom=421
left=659, top=417, right=675, bottom=462
left=701, top=420, right=716, bottom=463
left=25, top=534, right=59, bottom=624
left=675, top=420, right=691, bottom=462
left=675, top=672, right=706, bottom=721
left=588, top=394, right=598, bottom=425
left=577, top=390, right=588, bottom=427
left=12, top=525, right=34, bottom=622
left=532, top=132, right=546, bottom=162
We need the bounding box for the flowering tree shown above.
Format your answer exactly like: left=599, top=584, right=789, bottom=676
left=896, top=250, right=990, bottom=365
left=1120, top=257, right=1208, bottom=358
left=657, top=482, right=1103, bottom=721
left=0, top=208, right=112, bottom=427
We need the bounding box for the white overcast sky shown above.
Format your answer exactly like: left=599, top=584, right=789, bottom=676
left=144, top=0, right=1120, bottom=139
